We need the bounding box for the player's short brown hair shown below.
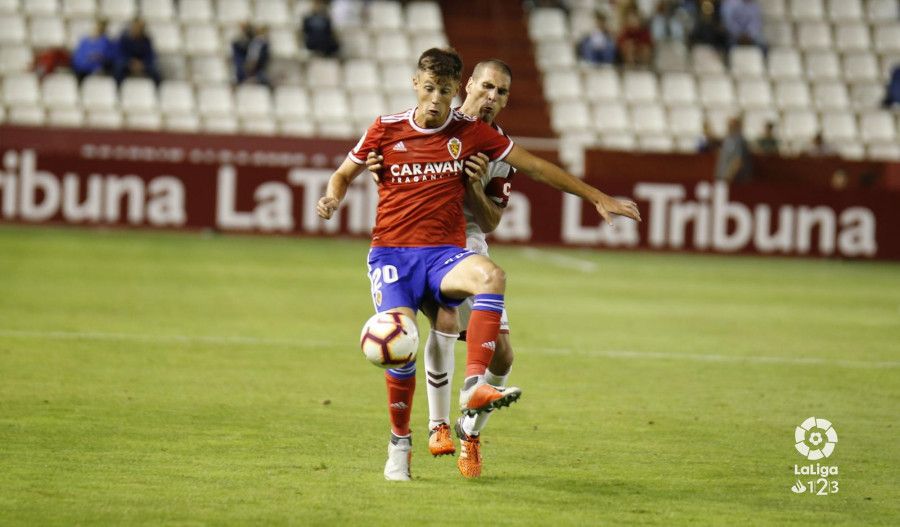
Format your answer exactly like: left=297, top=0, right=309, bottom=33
left=417, top=48, right=463, bottom=81
left=473, top=59, right=512, bottom=79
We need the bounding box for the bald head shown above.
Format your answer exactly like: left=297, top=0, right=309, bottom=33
left=473, top=59, right=512, bottom=81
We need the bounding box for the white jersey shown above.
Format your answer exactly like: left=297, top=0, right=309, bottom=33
left=462, top=122, right=514, bottom=256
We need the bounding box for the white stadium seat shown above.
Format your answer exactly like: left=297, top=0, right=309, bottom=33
left=23, top=0, right=58, bottom=16
left=742, top=108, right=778, bottom=139
left=381, top=62, right=415, bottom=93
left=528, top=8, right=568, bottom=42
left=48, top=108, right=84, bottom=128
left=805, top=51, right=841, bottom=81
left=867, top=143, right=900, bottom=161
left=850, top=81, right=885, bottom=109
left=729, top=46, right=765, bottom=78
left=165, top=114, right=201, bottom=132
left=3, top=73, right=39, bottom=106
left=374, top=33, right=412, bottom=63
left=737, top=78, right=773, bottom=109
left=859, top=111, right=896, bottom=144
left=820, top=112, right=858, bottom=142
left=203, top=115, right=238, bottom=134
left=306, top=58, right=342, bottom=88
left=654, top=42, right=689, bottom=72
left=660, top=72, right=697, bottom=106
left=405, top=1, right=444, bottom=32
left=827, top=0, right=862, bottom=21
left=121, top=78, right=158, bottom=113
left=874, top=25, right=900, bottom=54
left=668, top=105, right=703, bottom=137
left=98, top=0, right=135, bottom=22
left=126, top=112, right=162, bottom=131
left=343, top=59, right=380, bottom=90
left=0, top=14, right=26, bottom=44
left=0, top=45, right=32, bottom=75
left=67, top=18, right=97, bottom=49
left=781, top=109, right=819, bottom=143
left=583, top=67, right=621, bottom=102
left=141, top=0, right=174, bottom=21
left=759, top=0, right=785, bottom=17
left=183, top=24, right=221, bottom=56
left=190, top=56, right=229, bottom=83
left=253, top=0, right=291, bottom=28
left=797, top=21, right=832, bottom=51
left=592, top=102, right=631, bottom=134
left=841, top=53, right=879, bottom=82
left=763, top=20, right=794, bottom=47
left=235, top=84, right=273, bottom=118
left=159, top=80, right=195, bottom=114
left=41, top=73, right=79, bottom=110
left=63, top=0, right=96, bottom=17
left=768, top=47, right=802, bottom=80
left=86, top=108, right=123, bottom=129
left=775, top=79, right=811, bottom=109
left=630, top=103, right=667, bottom=135
left=269, top=28, right=299, bottom=58
left=368, top=0, right=403, bottom=31
left=29, top=17, right=67, bottom=49
left=638, top=135, right=674, bottom=153
left=812, top=82, right=849, bottom=111
left=179, top=0, right=212, bottom=23
left=622, top=70, right=658, bottom=104
left=535, top=40, right=576, bottom=70
left=216, top=0, right=251, bottom=25
left=147, top=21, right=182, bottom=54
left=274, top=85, right=311, bottom=121
left=312, top=88, right=350, bottom=121
left=543, top=70, right=582, bottom=101
left=599, top=133, right=637, bottom=152
left=240, top=115, right=277, bottom=135
left=834, top=23, right=871, bottom=52
left=9, top=106, right=46, bottom=126
left=197, top=84, right=234, bottom=116
left=699, top=75, right=735, bottom=108
left=411, top=33, right=449, bottom=54
left=157, top=53, right=187, bottom=80
left=350, top=92, right=387, bottom=126
left=867, top=0, right=899, bottom=25
left=550, top=101, right=591, bottom=134
left=691, top=45, right=725, bottom=74
left=337, top=30, right=371, bottom=59
left=81, top=76, right=118, bottom=110
left=789, top=0, right=824, bottom=21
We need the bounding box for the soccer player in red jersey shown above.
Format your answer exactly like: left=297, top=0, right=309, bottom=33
left=317, top=48, right=640, bottom=480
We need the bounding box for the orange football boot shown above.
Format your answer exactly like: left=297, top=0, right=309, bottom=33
left=455, top=417, right=482, bottom=478
left=428, top=423, right=456, bottom=457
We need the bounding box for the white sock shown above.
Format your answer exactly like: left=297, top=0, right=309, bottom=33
left=462, top=368, right=510, bottom=436
left=424, top=329, right=457, bottom=430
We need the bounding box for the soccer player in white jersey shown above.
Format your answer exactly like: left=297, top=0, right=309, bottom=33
left=366, top=59, right=612, bottom=478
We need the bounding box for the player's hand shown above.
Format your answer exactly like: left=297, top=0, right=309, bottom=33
left=317, top=196, right=340, bottom=219
left=366, top=151, right=384, bottom=183
left=464, top=152, right=490, bottom=185
left=593, top=193, right=641, bottom=226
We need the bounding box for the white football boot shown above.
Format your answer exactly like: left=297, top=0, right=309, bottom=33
left=384, top=433, right=412, bottom=481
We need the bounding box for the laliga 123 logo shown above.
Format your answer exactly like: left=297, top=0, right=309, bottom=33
left=794, top=416, right=838, bottom=460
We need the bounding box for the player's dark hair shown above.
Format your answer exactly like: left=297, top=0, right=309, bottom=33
left=474, top=59, right=512, bottom=79
left=417, top=48, right=463, bottom=81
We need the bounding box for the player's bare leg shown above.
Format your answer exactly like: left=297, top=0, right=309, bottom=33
left=383, top=306, right=417, bottom=480
left=420, top=300, right=458, bottom=457
left=440, top=255, right=521, bottom=416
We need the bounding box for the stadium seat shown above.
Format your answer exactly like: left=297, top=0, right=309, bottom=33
left=312, top=88, right=350, bottom=121
left=306, top=58, right=342, bottom=88
left=67, top=18, right=96, bottom=49
left=812, top=82, right=849, bottom=111
left=41, top=73, right=79, bottom=110
left=0, top=0, right=15, bottom=12
left=0, top=45, right=32, bottom=75
left=317, top=120, right=356, bottom=139
left=836, top=23, right=873, bottom=53
left=165, top=113, right=200, bottom=132
left=622, top=70, right=658, bottom=104
left=543, top=70, right=582, bottom=102
left=3, top=73, right=40, bottom=106
left=190, top=56, right=229, bottom=83
left=880, top=55, right=900, bottom=81
left=820, top=111, right=858, bottom=143
left=866, top=0, right=899, bottom=24
left=741, top=108, right=778, bottom=139
left=9, top=106, right=46, bottom=126
left=86, top=108, right=123, bottom=128
left=704, top=107, right=733, bottom=137
left=343, top=59, right=380, bottom=90
left=29, top=17, right=67, bottom=49
left=158, top=53, right=188, bottom=80
left=874, top=25, right=900, bottom=53
left=763, top=20, right=794, bottom=47
left=691, top=45, right=725, bottom=74
left=0, top=14, right=26, bottom=44
left=583, top=67, right=621, bottom=102
left=599, top=133, right=637, bottom=152
left=274, top=85, right=311, bottom=122
left=374, top=33, right=411, bottom=63
left=63, top=0, right=96, bottom=17
left=775, top=79, right=811, bottom=109
left=411, top=33, right=449, bottom=55
left=528, top=8, right=568, bottom=42
left=216, top=0, right=250, bottom=25
left=827, top=0, right=862, bottom=21
left=240, top=115, right=277, bottom=135
left=859, top=111, right=896, bottom=144
left=654, top=42, right=689, bottom=72
left=630, top=103, right=667, bottom=135
left=268, top=28, right=299, bottom=59
left=737, top=78, right=773, bottom=109
left=337, top=30, right=371, bottom=59
left=592, top=101, right=631, bottom=134
left=660, top=72, right=697, bottom=106
left=202, top=115, right=238, bottom=134
left=638, top=135, right=674, bottom=153
left=368, top=0, right=403, bottom=31
left=235, top=84, right=273, bottom=118
left=350, top=92, right=387, bottom=127
left=768, top=47, right=803, bottom=80
left=550, top=101, right=591, bottom=134
left=147, top=21, right=182, bottom=54
left=535, top=40, right=576, bottom=70
left=805, top=51, right=840, bottom=80
left=183, top=24, right=221, bottom=56
left=759, top=0, right=786, bottom=18
left=126, top=112, right=162, bottom=131
left=23, top=0, right=58, bottom=16
left=159, top=80, right=195, bottom=115
left=405, top=1, right=444, bottom=33
left=141, top=0, right=174, bottom=21
left=850, top=81, right=886, bottom=109
left=179, top=0, right=212, bottom=23
left=98, top=0, right=135, bottom=22
left=253, top=0, right=291, bottom=28
left=381, top=62, right=414, bottom=93
left=867, top=143, right=900, bottom=161
left=789, top=0, right=824, bottom=21
left=0, top=105, right=5, bottom=124
left=699, top=75, right=735, bottom=108
left=842, top=52, right=879, bottom=82
left=797, top=21, right=832, bottom=51
left=81, top=76, right=118, bottom=110
left=197, top=84, right=234, bottom=116
left=729, top=46, right=765, bottom=78
left=279, top=119, right=315, bottom=136
left=781, top=110, right=819, bottom=146
left=47, top=108, right=84, bottom=127
left=668, top=105, right=703, bottom=137
left=121, top=77, right=158, bottom=113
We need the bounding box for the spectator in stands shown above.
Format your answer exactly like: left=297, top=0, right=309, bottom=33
left=689, top=0, right=728, bottom=52
left=115, top=18, right=161, bottom=86
left=754, top=121, right=779, bottom=155
left=882, top=64, right=900, bottom=108
left=806, top=133, right=835, bottom=157
left=650, top=0, right=688, bottom=43
left=697, top=120, right=721, bottom=153
left=577, top=12, right=617, bottom=65
left=721, top=0, right=765, bottom=49
left=303, top=0, right=340, bottom=57
left=617, top=10, right=653, bottom=67
left=72, top=19, right=117, bottom=82
left=715, top=116, right=753, bottom=183
left=232, top=22, right=271, bottom=87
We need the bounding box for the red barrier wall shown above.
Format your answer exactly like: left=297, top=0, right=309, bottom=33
left=1, top=126, right=898, bottom=260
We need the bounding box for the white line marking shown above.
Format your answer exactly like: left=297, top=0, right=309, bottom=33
left=2, top=329, right=896, bottom=369
left=519, top=247, right=599, bottom=273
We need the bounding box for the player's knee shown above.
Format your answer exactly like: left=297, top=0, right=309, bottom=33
left=483, top=264, right=506, bottom=292
left=435, top=311, right=460, bottom=334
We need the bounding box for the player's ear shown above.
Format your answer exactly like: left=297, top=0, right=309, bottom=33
left=465, top=76, right=474, bottom=93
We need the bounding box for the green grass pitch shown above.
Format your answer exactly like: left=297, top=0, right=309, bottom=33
left=1, top=225, right=898, bottom=525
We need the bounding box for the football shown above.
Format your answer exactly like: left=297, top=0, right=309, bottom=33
left=359, top=311, right=419, bottom=368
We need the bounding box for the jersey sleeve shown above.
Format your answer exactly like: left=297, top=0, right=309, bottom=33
left=347, top=118, right=384, bottom=164
left=473, top=120, right=514, bottom=162
left=484, top=176, right=513, bottom=208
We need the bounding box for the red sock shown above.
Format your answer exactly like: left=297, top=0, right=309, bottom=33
left=385, top=372, right=416, bottom=436
left=465, top=304, right=503, bottom=377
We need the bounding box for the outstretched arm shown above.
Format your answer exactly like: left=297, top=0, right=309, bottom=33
left=504, top=145, right=641, bottom=225
left=316, top=157, right=365, bottom=219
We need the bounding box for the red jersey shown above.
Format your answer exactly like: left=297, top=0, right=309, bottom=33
left=348, top=108, right=514, bottom=248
